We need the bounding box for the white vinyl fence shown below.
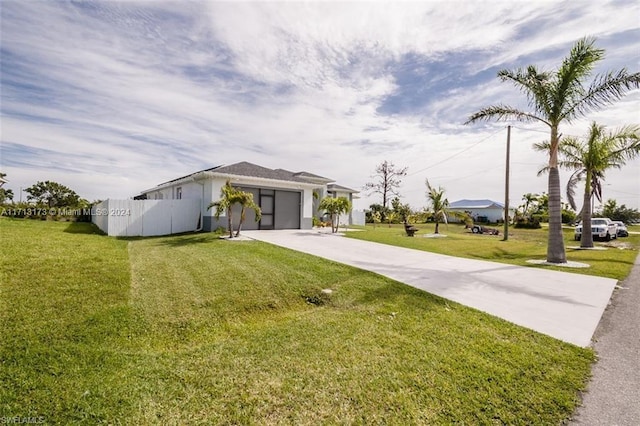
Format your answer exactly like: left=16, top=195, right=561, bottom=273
left=92, top=199, right=201, bottom=237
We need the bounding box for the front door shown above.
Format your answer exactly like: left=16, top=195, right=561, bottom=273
left=259, top=190, right=274, bottom=230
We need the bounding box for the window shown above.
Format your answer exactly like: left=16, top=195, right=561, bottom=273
left=176, top=187, right=182, bottom=199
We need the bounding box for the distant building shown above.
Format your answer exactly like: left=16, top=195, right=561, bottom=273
left=448, top=199, right=508, bottom=223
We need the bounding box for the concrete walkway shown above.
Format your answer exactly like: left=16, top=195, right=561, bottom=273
left=570, top=252, right=640, bottom=425
left=243, top=229, right=617, bottom=347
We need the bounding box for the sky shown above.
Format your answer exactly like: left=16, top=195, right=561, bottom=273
left=1, top=0, right=639, bottom=212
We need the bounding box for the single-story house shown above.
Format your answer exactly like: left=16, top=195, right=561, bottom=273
left=448, top=199, right=509, bottom=223
left=136, top=162, right=360, bottom=232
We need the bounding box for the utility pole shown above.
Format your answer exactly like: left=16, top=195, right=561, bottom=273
left=503, top=125, right=511, bottom=241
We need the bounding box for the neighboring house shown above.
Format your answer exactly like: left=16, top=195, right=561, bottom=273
left=136, top=161, right=360, bottom=232
left=448, top=199, right=508, bottom=223
left=327, top=183, right=360, bottom=226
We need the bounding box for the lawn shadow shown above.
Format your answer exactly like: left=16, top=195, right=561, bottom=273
left=156, top=234, right=221, bottom=247
left=64, top=222, right=105, bottom=235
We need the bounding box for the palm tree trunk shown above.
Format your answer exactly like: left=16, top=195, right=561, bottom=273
left=580, top=171, right=594, bottom=248
left=435, top=221, right=439, bottom=234
left=235, top=207, right=245, bottom=237
left=227, top=207, right=233, bottom=238
left=546, top=166, right=567, bottom=263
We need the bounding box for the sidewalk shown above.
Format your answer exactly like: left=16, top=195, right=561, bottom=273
left=570, top=252, right=640, bottom=425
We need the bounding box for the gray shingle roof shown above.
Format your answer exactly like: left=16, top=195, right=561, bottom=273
left=149, top=161, right=335, bottom=190
left=327, top=183, right=359, bottom=193
left=213, top=162, right=318, bottom=183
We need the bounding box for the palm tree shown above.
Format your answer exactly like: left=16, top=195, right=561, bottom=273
left=521, top=193, right=539, bottom=216
left=233, top=190, right=261, bottom=237
left=208, top=180, right=237, bottom=238
left=319, top=196, right=351, bottom=233
left=425, top=179, right=449, bottom=234
left=535, top=122, right=640, bottom=248
left=466, top=37, right=640, bottom=263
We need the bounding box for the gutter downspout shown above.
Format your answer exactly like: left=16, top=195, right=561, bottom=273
left=194, top=181, right=205, bottom=232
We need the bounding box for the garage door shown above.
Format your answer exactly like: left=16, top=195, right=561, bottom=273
left=232, top=187, right=301, bottom=230
left=274, top=190, right=300, bottom=229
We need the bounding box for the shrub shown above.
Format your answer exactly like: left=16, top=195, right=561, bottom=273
left=515, top=217, right=542, bottom=229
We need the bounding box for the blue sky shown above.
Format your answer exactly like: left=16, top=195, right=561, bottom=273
left=1, top=0, right=639, bottom=211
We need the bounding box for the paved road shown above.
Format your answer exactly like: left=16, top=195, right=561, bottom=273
left=243, top=230, right=617, bottom=347
left=570, top=252, right=640, bottom=425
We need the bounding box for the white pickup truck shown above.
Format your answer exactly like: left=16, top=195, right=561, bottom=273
left=574, top=218, right=618, bottom=241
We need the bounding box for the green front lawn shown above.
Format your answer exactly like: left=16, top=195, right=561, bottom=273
left=346, top=223, right=639, bottom=281
left=1, top=218, right=594, bottom=424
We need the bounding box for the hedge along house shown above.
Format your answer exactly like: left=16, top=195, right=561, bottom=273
left=447, top=199, right=508, bottom=223
left=137, top=162, right=360, bottom=232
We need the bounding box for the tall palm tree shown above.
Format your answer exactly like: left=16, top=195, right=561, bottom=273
left=535, top=122, right=640, bottom=248
left=466, top=37, right=640, bottom=263
left=425, top=179, right=449, bottom=234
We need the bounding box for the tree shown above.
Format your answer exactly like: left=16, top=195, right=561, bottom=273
left=319, top=196, right=351, bottom=233
left=391, top=197, right=412, bottom=224
left=24, top=181, right=80, bottom=208
left=536, top=122, right=640, bottom=248
left=0, top=172, right=13, bottom=204
left=521, top=193, right=539, bottom=216
left=233, top=190, right=261, bottom=237
left=466, top=37, right=640, bottom=263
left=425, top=179, right=450, bottom=234
left=208, top=181, right=261, bottom=238
left=208, top=180, right=237, bottom=238
left=600, top=199, right=640, bottom=223
left=363, top=161, right=408, bottom=211
left=366, top=203, right=388, bottom=224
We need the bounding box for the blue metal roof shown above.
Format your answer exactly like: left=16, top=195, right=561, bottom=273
left=449, top=199, right=504, bottom=209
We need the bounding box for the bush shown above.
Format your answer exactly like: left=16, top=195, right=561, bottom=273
left=515, top=217, right=542, bottom=229
left=562, top=209, right=577, bottom=224
left=531, top=213, right=549, bottom=223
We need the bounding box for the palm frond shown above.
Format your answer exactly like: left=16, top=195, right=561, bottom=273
left=552, top=37, right=603, bottom=120
left=465, top=105, right=548, bottom=125
left=563, top=69, right=640, bottom=121
left=498, top=66, right=553, bottom=117
left=565, top=169, right=585, bottom=211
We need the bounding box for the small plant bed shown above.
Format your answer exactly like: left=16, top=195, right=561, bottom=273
left=1, top=218, right=596, bottom=424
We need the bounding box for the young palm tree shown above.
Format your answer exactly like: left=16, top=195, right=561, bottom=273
left=234, top=190, right=262, bottom=237
left=425, top=179, right=449, bottom=234
left=319, top=196, right=351, bottom=233
left=535, top=122, right=640, bottom=248
left=466, top=37, right=640, bottom=263
left=521, top=193, right=539, bottom=217
left=208, top=180, right=238, bottom=238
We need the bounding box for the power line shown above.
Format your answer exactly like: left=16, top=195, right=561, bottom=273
left=407, top=126, right=505, bottom=177
left=510, top=125, right=585, bottom=139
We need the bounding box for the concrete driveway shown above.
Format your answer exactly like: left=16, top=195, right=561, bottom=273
left=243, top=229, right=617, bottom=347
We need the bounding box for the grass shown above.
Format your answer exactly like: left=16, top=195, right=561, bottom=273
left=1, top=218, right=596, bottom=424
left=346, top=223, right=640, bottom=281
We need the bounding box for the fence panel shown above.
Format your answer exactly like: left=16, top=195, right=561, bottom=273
left=92, top=199, right=201, bottom=237
left=91, top=200, right=109, bottom=234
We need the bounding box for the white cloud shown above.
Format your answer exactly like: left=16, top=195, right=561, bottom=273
left=1, top=0, right=638, bottom=213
